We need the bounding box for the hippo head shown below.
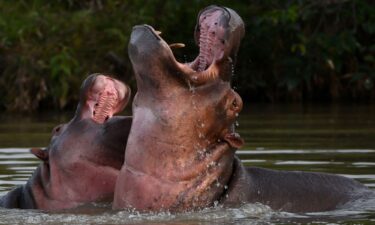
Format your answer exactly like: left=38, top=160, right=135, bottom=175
left=129, top=5, right=244, bottom=87
left=128, top=24, right=244, bottom=151
left=113, top=11, right=244, bottom=211
left=30, top=74, right=131, bottom=210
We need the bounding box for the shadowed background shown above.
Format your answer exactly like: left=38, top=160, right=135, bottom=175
left=0, top=0, right=374, bottom=112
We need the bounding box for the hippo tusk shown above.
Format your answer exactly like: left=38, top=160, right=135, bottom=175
left=169, top=43, right=185, bottom=49
left=177, top=61, right=219, bottom=86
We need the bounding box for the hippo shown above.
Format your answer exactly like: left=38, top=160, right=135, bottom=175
left=113, top=14, right=245, bottom=210
left=113, top=5, right=374, bottom=213
left=222, top=157, right=374, bottom=212
left=0, top=74, right=132, bottom=210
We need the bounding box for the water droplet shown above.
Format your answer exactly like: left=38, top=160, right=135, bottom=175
left=235, top=121, right=239, bottom=127
left=235, top=113, right=239, bottom=117
left=188, top=81, right=196, bottom=93
left=364, top=78, right=373, bottom=90
left=189, top=85, right=196, bottom=93
left=224, top=185, right=228, bottom=190
left=231, top=64, right=235, bottom=77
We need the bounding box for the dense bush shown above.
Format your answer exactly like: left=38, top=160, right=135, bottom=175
left=0, top=0, right=374, bottom=111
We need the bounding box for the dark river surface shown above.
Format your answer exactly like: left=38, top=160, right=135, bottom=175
left=0, top=103, right=374, bottom=225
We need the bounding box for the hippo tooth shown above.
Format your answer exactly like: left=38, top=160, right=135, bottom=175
left=169, top=43, right=185, bottom=49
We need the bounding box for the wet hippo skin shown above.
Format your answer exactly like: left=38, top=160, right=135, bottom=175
left=222, top=157, right=374, bottom=212
left=113, top=5, right=246, bottom=212
left=0, top=74, right=132, bottom=210
left=114, top=5, right=374, bottom=213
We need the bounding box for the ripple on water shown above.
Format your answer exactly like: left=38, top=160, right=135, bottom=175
left=0, top=148, right=374, bottom=224
left=237, top=149, right=375, bottom=155
left=0, top=203, right=275, bottom=225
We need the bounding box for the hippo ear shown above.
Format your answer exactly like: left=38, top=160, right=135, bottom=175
left=30, top=148, right=49, bottom=162
left=223, top=133, right=244, bottom=149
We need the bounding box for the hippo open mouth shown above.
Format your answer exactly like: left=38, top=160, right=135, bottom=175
left=185, top=6, right=244, bottom=84
left=114, top=7, right=245, bottom=211
left=80, top=74, right=131, bottom=124
left=130, top=6, right=244, bottom=87
left=191, top=6, right=234, bottom=72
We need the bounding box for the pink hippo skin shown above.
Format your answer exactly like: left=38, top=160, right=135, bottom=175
left=0, top=74, right=132, bottom=210
left=113, top=7, right=245, bottom=211
left=113, top=6, right=374, bottom=213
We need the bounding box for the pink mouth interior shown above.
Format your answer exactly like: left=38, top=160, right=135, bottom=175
left=193, top=10, right=226, bottom=72
left=87, top=76, right=124, bottom=124
left=92, top=84, right=118, bottom=123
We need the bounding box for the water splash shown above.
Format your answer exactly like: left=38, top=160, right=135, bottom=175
left=0, top=203, right=276, bottom=225
left=231, top=63, right=235, bottom=77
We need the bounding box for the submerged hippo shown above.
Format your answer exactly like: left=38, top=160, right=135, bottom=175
left=114, top=6, right=374, bottom=213
left=0, top=74, right=132, bottom=210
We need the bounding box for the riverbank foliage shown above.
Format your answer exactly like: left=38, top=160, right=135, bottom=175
left=0, top=0, right=374, bottom=111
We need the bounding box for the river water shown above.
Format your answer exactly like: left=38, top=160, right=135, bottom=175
left=0, top=104, right=374, bottom=224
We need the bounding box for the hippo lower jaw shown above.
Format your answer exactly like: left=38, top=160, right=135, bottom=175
left=141, top=6, right=244, bottom=86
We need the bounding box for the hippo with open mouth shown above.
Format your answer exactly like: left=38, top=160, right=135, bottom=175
left=0, top=74, right=132, bottom=210
left=113, top=6, right=374, bottom=213
left=113, top=5, right=245, bottom=212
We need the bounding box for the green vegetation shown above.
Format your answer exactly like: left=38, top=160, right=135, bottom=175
left=0, top=0, right=374, bottom=112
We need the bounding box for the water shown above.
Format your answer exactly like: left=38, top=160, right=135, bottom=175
left=0, top=104, right=374, bottom=224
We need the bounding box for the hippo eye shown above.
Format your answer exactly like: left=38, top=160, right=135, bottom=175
left=52, top=124, right=63, bottom=136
